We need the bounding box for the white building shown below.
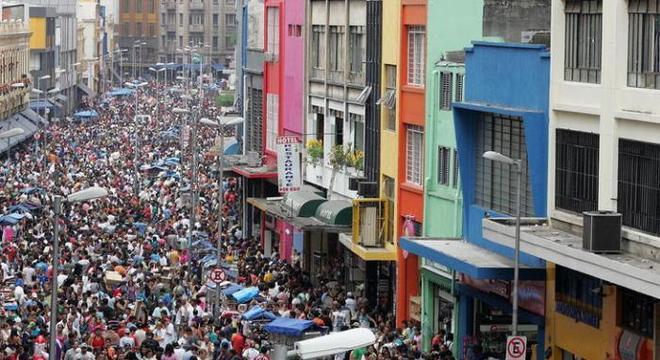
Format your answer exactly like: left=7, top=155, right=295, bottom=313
left=304, top=0, right=368, bottom=199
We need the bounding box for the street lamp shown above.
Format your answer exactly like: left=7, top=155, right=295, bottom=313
left=199, top=116, right=244, bottom=266
left=125, top=81, right=149, bottom=196
left=49, top=186, right=108, bottom=359
left=0, top=128, right=26, bottom=163
left=482, top=150, right=522, bottom=336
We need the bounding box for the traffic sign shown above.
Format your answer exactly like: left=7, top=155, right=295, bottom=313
left=208, top=268, right=226, bottom=284
left=506, top=336, right=527, bottom=360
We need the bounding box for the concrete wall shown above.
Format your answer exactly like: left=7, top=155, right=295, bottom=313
left=282, top=0, right=304, bottom=136
left=548, top=0, right=660, bottom=253
left=482, top=0, right=551, bottom=44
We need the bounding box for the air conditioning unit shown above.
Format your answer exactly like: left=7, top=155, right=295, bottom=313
left=348, top=176, right=366, bottom=191
left=358, top=182, right=378, bottom=198
left=360, top=206, right=379, bottom=247
left=582, top=211, right=622, bottom=253
left=246, top=151, right=261, bottom=167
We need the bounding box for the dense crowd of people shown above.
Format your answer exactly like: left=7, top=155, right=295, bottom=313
left=0, top=80, right=455, bottom=360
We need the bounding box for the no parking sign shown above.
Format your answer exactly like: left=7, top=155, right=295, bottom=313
left=506, top=336, right=527, bottom=360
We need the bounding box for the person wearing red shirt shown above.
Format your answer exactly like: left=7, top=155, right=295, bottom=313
left=89, top=327, right=105, bottom=354
left=230, top=327, right=245, bottom=355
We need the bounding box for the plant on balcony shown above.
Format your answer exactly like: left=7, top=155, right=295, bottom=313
left=329, top=144, right=348, bottom=169
left=306, top=139, right=324, bottom=166
left=346, top=149, right=364, bottom=172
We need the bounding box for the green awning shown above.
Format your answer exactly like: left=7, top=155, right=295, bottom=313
left=315, top=200, right=353, bottom=225
left=283, top=191, right=325, bottom=217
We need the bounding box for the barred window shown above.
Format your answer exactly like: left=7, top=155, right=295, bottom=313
left=349, top=26, right=366, bottom=75
left=407, top=26, right=425, bottom=86
left=475, top=113, right=534, bottom=216
left=628, top=0, right=660, bottom=89
left=266, top=93, right=279, bottom=152
left=329, top=26, right=344, bottom=72
left=406, top=125, right=424, bottom=185
left=453, top=149, right=459, bottom=188
left=437, top=146, right=450, bottom=186
left=267, top=7, right=280, bottom=58
left=564, top=0, right=602, bottom=83
left=311, top=25, right=325, bottom=69
left=455, top=74, right=464, bottom=103
left=555, top=129, right=599, bottom=213
left=618, top=139, right=660, bottom=235
left=439, top=72, right=452, bottom=110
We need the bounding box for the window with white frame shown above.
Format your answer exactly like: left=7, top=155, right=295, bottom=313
left=407, top=25, right=425, bottom=86
left=266, top=93, right=279, bottom=151
left=349, top=113, right=364, bottom=152
left=437, top=146, right=450, bottom=186
left=349, top=26, right=365, bottom=76
left=329, top=26, right=344, bottom=72
left=267, top=7, right=280, bottom=58
left=564, top=0, right=602, bottom=83
left=311, top=25, right=325, bottom=70
left=628, top=0, right=660, bottom=89
left=439, top=72, right=453, bottom=110
left=406, top=124, right=424, bottom=185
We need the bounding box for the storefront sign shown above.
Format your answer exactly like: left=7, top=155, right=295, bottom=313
left=277, top=136, right=301, bottom=193
left=460, top=275, right=545, bottom=316
left=618, top=330, right=643, bottom=360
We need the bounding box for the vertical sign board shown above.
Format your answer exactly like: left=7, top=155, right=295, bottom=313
left=506, top=336, right=527, bottom=360
left=277, top=136, right=301, bottom=193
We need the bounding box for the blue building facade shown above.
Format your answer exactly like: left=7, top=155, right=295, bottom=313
left=401, top=42, right=550, bottom=359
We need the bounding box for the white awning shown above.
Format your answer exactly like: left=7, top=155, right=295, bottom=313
left=483, top=218, right=660, bottom=299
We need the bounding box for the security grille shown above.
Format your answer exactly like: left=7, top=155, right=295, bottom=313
left=453, top=149, right=459, bottom=188
left=439, top=72, right=452, bottom=110
left=455, top=74, right=464, bottom=103
left=437, top=146, right=450, bottom=186
left=564, top=0, right=603, bottom=83
left=475, top=113, right=534, bottom=216
left=628, top=0, right=660, bottom=89
left=555, top=129, right=599, bottom=214
left=245, top=87, right=263, bottom=154
left=406, top=125, right=424, bottom=185
left=407, top=26, right=425, bottom=86
left=618, top=139, right=660, bottom=235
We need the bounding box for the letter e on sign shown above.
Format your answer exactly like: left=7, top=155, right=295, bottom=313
left=506, top=336, right=527, bottom=360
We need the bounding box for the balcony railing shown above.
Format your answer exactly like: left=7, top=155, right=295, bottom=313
left=0, top=86, right=30, bottom=120
left=352, top=198, right=389, bottom=249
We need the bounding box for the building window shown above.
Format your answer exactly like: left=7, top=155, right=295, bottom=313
left=179, top=36, right=183, bottom=47
left=349, top=113, right=364, bottom=152
left=439, top=72, right=453, bottom=110
left=332, top=111, right=344, bottom=146
left=329, top=26, right=344, bottom=73
left=349, top=26, right=365, bottom=76
left=267, top=7, right=279, bottom=57
left=213, top=36, right=218, bottom=50
left=179, top=13, right=183, bottom=25
left=149, top=0, right=155, bottom=12
left=620, top=288, right=656, bottom=338
left=136, top=22, right=142, bottom=35
left=455, top=73, right=464, bottom=103
left=149, top=24, right=155, bottom=36
left=437, top=146, right=450, bottom=186
left=383, top=175, right=395, bottom=244
left=407, top=25, right=425, bottom=86
left=381, top=64, right=397, bottom=131
left=475, top=113, right=534, bottom=216
left=311, top=25, right=325, bottom=70
left=213, top=14, right=218, bottom=26
left=555, top=266, right=603, bottom=328
left=453, top=149, right=459, bottom=188
left=266, top=93, right=279, bottom=152
left=406, top=124, right=424, bottom=186
left=136, top=0, right=142, bottom=12
left=628, top=0, right=660, bottom=89
left=564, top=0, right=602, bottom=83
left=618, top=139, right=660, bottom=235
left=246, top=87, right=264, bottom=154
left=123, top=0, right=130, bottom=12
left=555, top=129, right=599, bottom=214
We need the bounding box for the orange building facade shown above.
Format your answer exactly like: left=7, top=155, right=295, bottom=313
left=395, top=0, right=426, bottom=325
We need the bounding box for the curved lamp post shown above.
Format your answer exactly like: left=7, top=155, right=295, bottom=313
left=49, top=186, right=109, bottom=359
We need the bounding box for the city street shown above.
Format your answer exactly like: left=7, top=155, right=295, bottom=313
left=0, top=82, right=420, bottom=360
